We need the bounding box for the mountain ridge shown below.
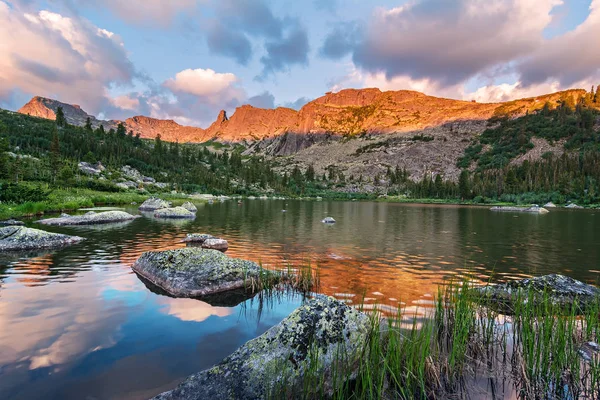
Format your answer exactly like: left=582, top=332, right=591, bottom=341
left=17, top=88, right=589, bottom=143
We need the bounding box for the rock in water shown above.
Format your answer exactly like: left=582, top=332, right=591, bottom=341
left=139, top=197, right=171, bottom=211
left=201, top=238, right=228, bottom=252
left=322, top=217, right=336, bottom=224
left=490, top=206, right=549, bottom=214
left=152, top=296, right=371, bottom=400
left=182, top=233, right=215, bottom=243
left=475, top=274, right=600, bottom=314
left=154, top=207, right=196, bottom=219
left=181, top=202, right=198, bottom=212
left=544, top=202, right=557, bottom=208
left=565, top=203, right=584, bottom=209
left=38, top=211, right=139, bottom=226
left=132, top=247, right=266, bottom=297
left=0, top=226, right=84, bottom=251
left=0, top=219, right=25, bottom=226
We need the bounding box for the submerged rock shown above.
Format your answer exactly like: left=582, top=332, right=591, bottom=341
left=153, top=296, right=371, bottom=400
left=182, top=233, right=215, bottom=243
left=0, top=219, right=24, bottom=226
left=38, top=210, right=139, bottom=226
left=132, top=247, right=266, bottom=297
left=181, top=202, right=198, bottom=212
left=475, top=274, right=600, bottom=314
left=490, top=205, right=549, bottom=214
left=201, top=238, right=228, bottom=252
left=322, top=217, right=336, bottom=224
left=139, top=197, right=171, bottom=211
left=0, top=226, right=84, bottom=251
left=154, top=207, right=196, bottom=219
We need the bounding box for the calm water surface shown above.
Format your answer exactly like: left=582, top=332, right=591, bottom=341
left=0, top=200, right=598, bottom=399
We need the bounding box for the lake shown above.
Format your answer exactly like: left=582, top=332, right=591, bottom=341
left=0, top=200, right=598, bottom=399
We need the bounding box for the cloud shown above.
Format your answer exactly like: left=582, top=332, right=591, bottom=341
left=247, top=91, right=275, bottom=109
left=0, top=2, right=137, bottom=114
left=516, top=0, right=600, bottom=87
left=110, top=94, right=140, bottom=111
left=203, top=0, right=283, bottom=65
left=319, top=21, right=363, bottom=60
left=163, top=68, right=240, bottom=100
left=99, top=0, right=197, bottom=26
left=314, top=0, right=338, bottom=13
left=258, top=24, right=310, bottom=79
left=282, top=96, right=311, bottom=110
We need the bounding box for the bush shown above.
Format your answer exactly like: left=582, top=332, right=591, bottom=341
left=0, top=182, right=51, bottom=203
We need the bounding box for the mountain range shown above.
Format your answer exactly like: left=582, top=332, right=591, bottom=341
left=17, top=88, right=588, bottom=144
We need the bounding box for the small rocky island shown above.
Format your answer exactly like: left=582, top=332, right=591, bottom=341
left=0, top=226, right=84, bottom=251
left=153, top=206, right=196, bottom=219
left=153, top=295, right=370, bottom=400
left=490, top=205, right=549, bottom=214
left=132, top=247, right=268, bottom=297
left=38, top=210, right=140, bottom=226
left=139, top=197, right=172, bottom=211
left=183, top=233, right=228, bottom=252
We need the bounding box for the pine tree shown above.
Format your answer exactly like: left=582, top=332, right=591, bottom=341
left=50, top=128, right=61, bottom=182
left=85, top=117, right=93, bottom=132
left=0, top=135, right=10, bottom=179
left=459, top=170, right=471, bottom=200
left=55, top=106, right=66, bottom=127
left=117, top=123, right=127, bottom=138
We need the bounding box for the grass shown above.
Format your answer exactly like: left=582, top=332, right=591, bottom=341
left=268, top=280, right=600, bottom=399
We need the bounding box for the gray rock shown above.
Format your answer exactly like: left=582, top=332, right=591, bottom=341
left=475, top=274, right=600, bottom=314
left=322, top=217, right=336, bottom=224
left=153, top=296, right=371, bottom=400
left=131, top=247, right=266, bottom=297
left=183, top=233, right=215, bottom=243
left=0, top=219, right=25, bottom=226
left=121, top=165, right=144, bottom=182
left=78, top=161, right=105, bottom=175
left=116, top=181, right=137, bottom=190
left=181, top=202, right=198, bottom=213
left=139, top=197, right=171, bottom=211
left=201, top=238, right=228, bottom=252
left=38, top=211, right=139, bottom=226
left=0, top=226, right=84, bottom=251
left=565, top=203, right=584, bottom=209
left=490, top=206, right=549, bottom=214
left=154, top=207, right=196, bottom=219
left=543, top=202, right=557, bottom=208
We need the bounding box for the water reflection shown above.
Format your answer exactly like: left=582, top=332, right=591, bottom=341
left=0, top=201, right=598, bottom=399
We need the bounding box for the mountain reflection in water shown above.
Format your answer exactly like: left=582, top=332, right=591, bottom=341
left=0, top=200, right=598, bottom=399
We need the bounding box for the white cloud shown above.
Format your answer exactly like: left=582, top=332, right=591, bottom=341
left=0, top=1, right=136, bottom=114
left=110, top=94, right=140, bottom=111
left=163, top=68, right=240, bottom=100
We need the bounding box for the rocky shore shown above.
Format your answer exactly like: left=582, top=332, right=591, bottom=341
left=490, top=205, right=549, bottom=214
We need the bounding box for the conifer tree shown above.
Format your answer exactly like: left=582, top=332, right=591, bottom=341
left=55, top=106, right=66, bottom=127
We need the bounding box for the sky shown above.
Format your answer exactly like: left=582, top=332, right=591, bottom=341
left=0, top=0, right=599, bottom=128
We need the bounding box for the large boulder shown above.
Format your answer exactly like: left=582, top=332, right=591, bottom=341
left=153, top=296, right=371, bottom=400
left=154, top=207, right=196, bottom=219
left=322, top=217, right=336, bottom=224
left=475, top=274, right=600, bottom=314
left=78, top=161, right=105, bottom=176
left=132, top=247, right=266, bottom=297
left=181, top=202, right=198, bottom=212
left=0, top=226, right=84, bottom=251
left=139, top=197, right=171, bottom=211
left=544, top=202, right=557, bottom=208
left=38, top=211, right=139, bottom=226
left=565, top=203, right=584, bottom=209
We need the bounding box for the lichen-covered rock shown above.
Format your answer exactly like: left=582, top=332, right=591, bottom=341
left=0, top=219, right=24, bottom=226
left=38, top=211, right=139, bottom=226
left=475, top=274, right=600, bottom=314
left=201, top=238, right=228, bottom=252
left=183, top=233, right=215, bottom=243
left=490, top=206, right=549, bottom=214
left=139, top=197, right=171, bottom=211
left=181, top=202, right=198, bottom=212
left=132, top=247, right=266, bottom=297
left=153, top=296, right=371, bottom=400
left=0, top=226, right=84, bottom=251
left=153, top=207, right=196, bottom=219
left=322, top=217, right=336, bottom=224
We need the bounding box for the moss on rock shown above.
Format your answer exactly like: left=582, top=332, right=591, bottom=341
left=153, top=295, right=371, bottom=400
left=154, top=207, right=196, bottom=219
left=38, top=211, right=139, bottom=226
